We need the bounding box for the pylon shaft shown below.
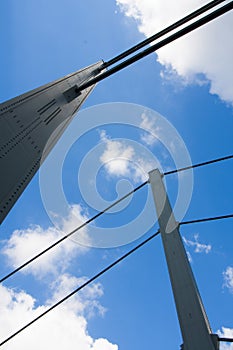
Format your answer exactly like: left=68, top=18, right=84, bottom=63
left=149, top=169, right=218, bottom=350
left=0, top=61, right=104, bottom=224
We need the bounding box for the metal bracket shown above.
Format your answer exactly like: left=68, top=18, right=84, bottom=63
left=63, top=85, right=81, bottom=103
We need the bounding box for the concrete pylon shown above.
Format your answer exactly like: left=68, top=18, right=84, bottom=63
left=149, top=169, right=218, bottom=350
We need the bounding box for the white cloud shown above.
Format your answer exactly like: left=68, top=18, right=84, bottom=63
left=183, top=233, right=211, bottom=254
left=2, top=204, right=90, bottom=278
left=1, top=207, right=119, bottom=349
left=186, top=250, right=193, bottom=263
left=49, top=274, right=106, bottom=319
left=218, top=327, right=233, bottom=350
left=100, top=130, right=135, bottom=178
left=116, top=0, right=233, bottom=104
left=0, top=275, right=118, bottom=350
left=223, top=266, right=233, bottom=294
left=92, top=338, right=118, bottom=350
left=139, top=112, right=161, bottom=146
left=99, top=129, right=158, bottom=183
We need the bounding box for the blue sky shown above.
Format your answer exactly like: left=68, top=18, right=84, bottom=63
left=0, top=0, right=233, bottom=349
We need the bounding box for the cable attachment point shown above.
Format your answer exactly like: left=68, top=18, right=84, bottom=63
left=63, top=85, right=81, bottom=103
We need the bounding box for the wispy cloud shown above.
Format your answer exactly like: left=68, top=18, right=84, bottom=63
left=183, top=234, right=211, bottom=254
left=49, top=274, right=106, bottom=319
left=223, top=266, right=233, bottom=294
left=139, top=112, right=161, bottom=146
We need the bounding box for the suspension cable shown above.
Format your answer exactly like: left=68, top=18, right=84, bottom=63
left=76, top=2, right=233, bottom=93
left=1, top=153, right=232, bottom=284
left=103, top=0, right=226, bottom=68
left=0, top=229, right=160, bottom=347
left=180, top=213, right=233, bottom=226
left=164, top=154, right=233, bottom=176
left=1, top=2, right=232, bottom=345
left=0, top=182, right=147, bottom=284
left=219, top=338, right=233, bottom=343
left=1, top=212, right=233, bottom=346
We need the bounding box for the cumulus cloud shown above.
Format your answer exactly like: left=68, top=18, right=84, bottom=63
left=1, top=207, right=119, bottom=349
left=2, top=204, right=90, bottom=278
left=0, top=275, right=118, bottom=350
left=99, top=130, right=136, bottom=178
left=223, top=266, right=233, bottom=294
left=99, top=129, right=158, bottom=183
left=218, top=327, right=233, bottom=350
left=116, top=0, right=233, bottom=104
left=183, top=233, right=211, bottom=254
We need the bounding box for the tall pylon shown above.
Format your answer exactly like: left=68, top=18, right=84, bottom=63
left=0, top=61, right=104, bottom=224
left=149, top=169, right=219, bottom=350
